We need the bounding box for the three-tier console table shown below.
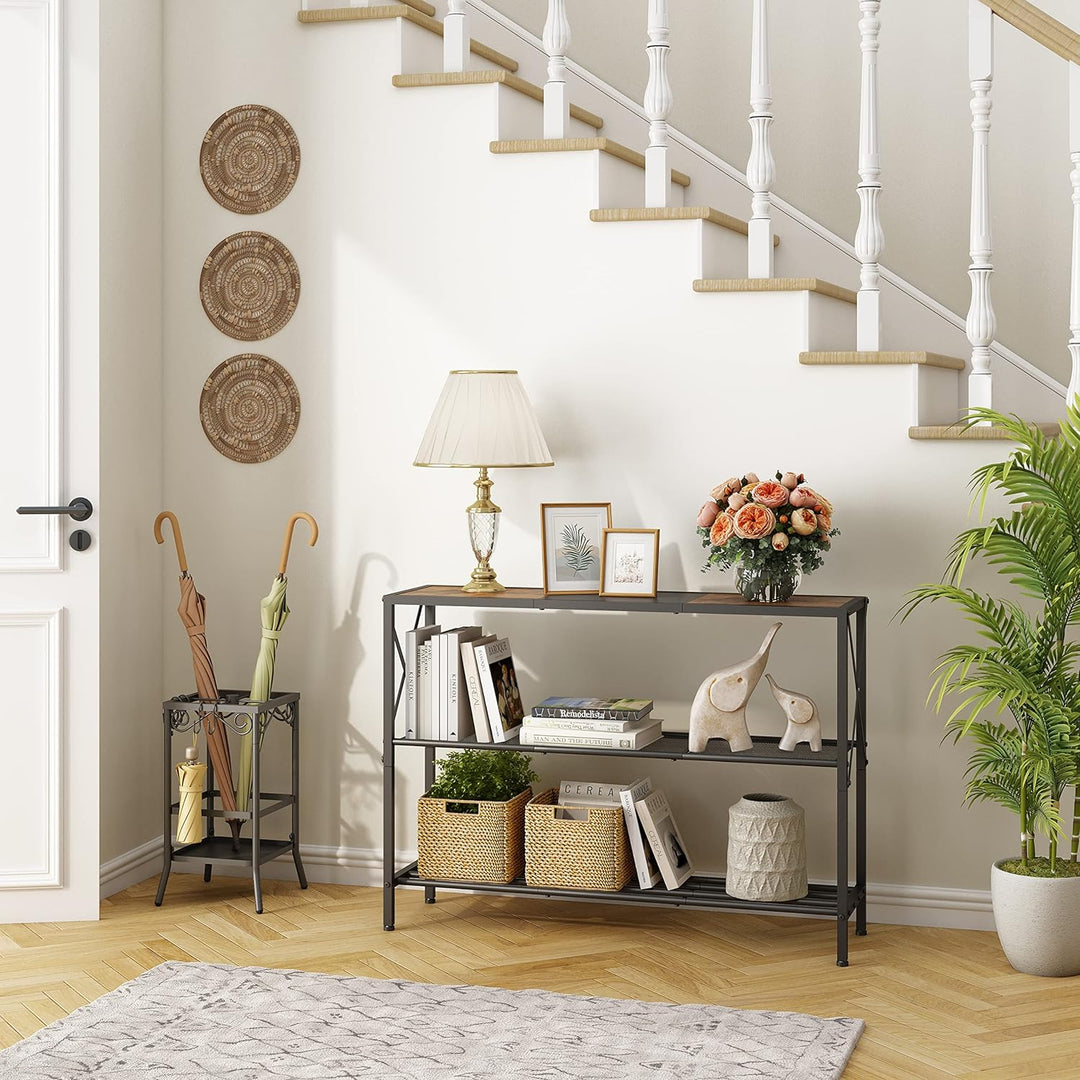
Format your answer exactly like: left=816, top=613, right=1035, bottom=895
left=383, top=587, right=868, bottom=966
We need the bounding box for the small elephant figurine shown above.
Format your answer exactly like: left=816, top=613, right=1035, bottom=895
left=688, top=622, right=782, bottom=753
left=766, top=674, right=822, bottom=752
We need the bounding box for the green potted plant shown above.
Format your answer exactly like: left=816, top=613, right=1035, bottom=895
left=417, top=750, right=538, bottom=885
left=903, top=407, right=1080, bottom=976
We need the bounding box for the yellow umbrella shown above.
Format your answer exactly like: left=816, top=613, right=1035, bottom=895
left=175, top=742, right=208, bottom=845
left=236, top=513, right=318, bottom=813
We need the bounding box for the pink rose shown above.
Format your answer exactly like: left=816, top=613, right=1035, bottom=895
left=790, top=508, right=818, bottom=535
left=697, top=500, right=720, bottom=528
left=817, top=511, right=832, bottom=533
left=790, top=485, right=831, bottom=513
left=727, top=491, right=748, bottom=511
left=772, top=532, right=790, bottom=551
left=751, top=481, right=789, bottom=508
left=780, top=471, right=799, bottom=490
left=733, top=503, right=776, bottom=540
left=711, top=477, right=741, bottom=501
left=744, top=472, right=760, bottom=484
left=710, top=513, right=734, bottom=547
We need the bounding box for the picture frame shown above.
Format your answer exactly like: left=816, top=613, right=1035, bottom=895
left=599, top=528, right=660, bottom=598
left=540, top=503, right=612, bottom=595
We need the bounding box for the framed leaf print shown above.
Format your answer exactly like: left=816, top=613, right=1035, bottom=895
left=540, top=503, right=612, bottom=595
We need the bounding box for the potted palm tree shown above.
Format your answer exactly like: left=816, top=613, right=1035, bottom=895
left=903, top=407, right=1080, bottom=977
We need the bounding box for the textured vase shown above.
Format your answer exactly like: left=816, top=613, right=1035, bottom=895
left=990, top=860, right=1080, bottom=977
left=726, top=793, right=808, bottom=902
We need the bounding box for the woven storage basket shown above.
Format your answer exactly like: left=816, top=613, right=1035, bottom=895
left=417, top=786, right=531, bottom=884
left=525, top=788, right=634, bottom=891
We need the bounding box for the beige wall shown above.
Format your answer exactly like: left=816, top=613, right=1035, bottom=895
left=486, top=0, right=1076, bottom=388
left=99, top=0, right=165, bottom=865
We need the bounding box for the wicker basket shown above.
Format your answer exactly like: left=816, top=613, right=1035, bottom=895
left=417, top=786, right=531, bottom=884
left=524, top=788, right=634, bottom=891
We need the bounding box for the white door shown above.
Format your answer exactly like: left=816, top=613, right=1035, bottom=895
left=0, top=0, right=100, bottom=922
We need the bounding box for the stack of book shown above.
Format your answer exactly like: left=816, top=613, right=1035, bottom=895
left=520, top=697, right=663, bottom=750
left=399, top=625, right=525, bottom=743
left=557, top=778, right=694, bottom=891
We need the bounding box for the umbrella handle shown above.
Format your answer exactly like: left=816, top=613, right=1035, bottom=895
left=279, top=512, right=319, bottom=576
left=154, top=511, right=189, bottom=573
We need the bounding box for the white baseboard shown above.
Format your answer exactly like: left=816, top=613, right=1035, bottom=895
left=103, top=839, right=996, bottom=931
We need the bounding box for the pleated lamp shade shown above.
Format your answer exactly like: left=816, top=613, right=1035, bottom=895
left=414, top=370, right=554, bottom=468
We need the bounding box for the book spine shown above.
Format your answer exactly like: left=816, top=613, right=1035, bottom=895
left=432, top=633, right=444, bottom=741
left=447, top=635, right=460, bottom=741
left=532, top=706, right=650, bottom=721
left=474, top=645, right=500, bottom=741
left=417, top=643, right=431, bottom=740
left=521, top=723, right=660, bottom=749
left=402, top=631, right=417, bottom=740
left=525, top=715, right=636, bottom=733
left=620, top=786, right=653, bottom=889
left=461, top=641, right=491, bottom=743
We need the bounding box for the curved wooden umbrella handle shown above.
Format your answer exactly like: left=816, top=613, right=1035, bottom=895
left=154, top=511, right=189, bottom=573
left=279, top=512, right=319, bottom=576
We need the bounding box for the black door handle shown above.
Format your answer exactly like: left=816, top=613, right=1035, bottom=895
left=17, top=497, right=93, bottom=522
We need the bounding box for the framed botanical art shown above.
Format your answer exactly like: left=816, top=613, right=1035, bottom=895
left=541, top=503, right=612, bottom=594
left=600, top=528, right=660, bottom=598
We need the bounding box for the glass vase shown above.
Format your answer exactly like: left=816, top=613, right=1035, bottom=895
left=734, top=562, right=801, bottom=603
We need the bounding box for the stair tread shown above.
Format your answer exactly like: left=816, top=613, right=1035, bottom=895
left=302, top=0, right=435, bottom=14
left=909, top=422, right=1061, bottom=441
left=393, top=71, right=602, bottom=129
left=693, top=277, right=857, bottom=304
left=589, top=206, right=779, bottom=246
left=298, top=5, right=519, bottom=73
left=800, top=350, right=965, bottom=371
left=490, top=138, right=692, bottom=188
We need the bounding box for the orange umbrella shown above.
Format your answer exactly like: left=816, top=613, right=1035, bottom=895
left=155, top=511, right=240, bottom=840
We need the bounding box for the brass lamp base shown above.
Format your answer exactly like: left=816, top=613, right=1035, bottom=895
left=461, top=467, right=505, bottom=594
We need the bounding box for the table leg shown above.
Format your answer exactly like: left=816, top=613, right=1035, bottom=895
left=836, top=614, right=850, bottom=967
left=856, top=604, right=868, bottom=936
left=425, top=744, right=436, bottom=905
left=383, top=601, right=397, bottom=931
left=155, top=706, right=172, bottom=907
left=204, top=754, right=214, bottom=883
left=252, top=712, right=263, bottom=915
left=292, top=699, right=308, bottom=889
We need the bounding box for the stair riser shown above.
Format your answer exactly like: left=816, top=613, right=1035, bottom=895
left=914, top=365, right=962, bottom=428
left=493, top=86, right=601, bottom=142
left=399, top=15, right=505, bottom=74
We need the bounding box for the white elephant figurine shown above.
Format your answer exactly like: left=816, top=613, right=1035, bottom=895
left=766, top=674, right=823, bottom=752
left=688, top=622, right=782, bottom=753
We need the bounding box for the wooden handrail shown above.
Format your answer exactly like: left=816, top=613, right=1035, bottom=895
left=978, top=0, right=1080, bottom=65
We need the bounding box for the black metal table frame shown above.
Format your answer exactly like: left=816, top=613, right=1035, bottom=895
left=155, top=690, right=308, bottom=914
left=382, top=587, right=868, bottom=967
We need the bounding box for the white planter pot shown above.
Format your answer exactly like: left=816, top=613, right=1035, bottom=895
left=726, top=793, right=807, bottom=902
left=990, top=859, right=1080, bottom=977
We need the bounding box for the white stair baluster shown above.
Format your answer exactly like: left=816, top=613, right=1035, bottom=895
left=966, top=0, right=996, bottom=419
left=644, top=0, right=673, bottom=208
left=747, top=0, right=774, bottom=278
left=543, top=0, right=571, bottom=139
left=1068, top=62, right=1080, bottom=411
left=444, top=1, right=469, bottom=74
left=855, top=0, right=883, bottom=351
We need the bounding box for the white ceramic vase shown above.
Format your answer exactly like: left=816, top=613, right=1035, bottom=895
left=990, top=860, right=1080, bottom=977
left=726, top=793, right=808, bottom=902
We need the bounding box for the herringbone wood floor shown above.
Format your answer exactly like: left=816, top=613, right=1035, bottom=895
left=0, top=875, right=1076, bottom=1078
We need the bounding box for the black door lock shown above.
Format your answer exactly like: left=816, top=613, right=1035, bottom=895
left=69, top=530, right=92, bottom=552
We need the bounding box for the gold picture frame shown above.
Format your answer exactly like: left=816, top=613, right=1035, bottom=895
left=540, top=503, right=613, bottom=595
left=599, top=528, right=660, bottom=598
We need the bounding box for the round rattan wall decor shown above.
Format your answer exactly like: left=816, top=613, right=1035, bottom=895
left=200, top=354, right=301, bottom=464
left=200, top=104, right=300, bottom=214
left=200, top=232, right=300, bottom=341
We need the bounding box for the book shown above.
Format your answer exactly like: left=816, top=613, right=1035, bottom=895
left=402, top=624, right=440, bottom=740
left=558, top=780, right=624, bottom=806
left=620, top=777, right=662, bottom=889
left=531, top=697, right=653, bottom=721
left=474, top=638, right=525, bottom=743
left=524, top=713, right=643, bottom=733
left=439, top=626, right=483, bottom=740
left=416, top=642, right=433, bottom=740
left=460, top=634, right=496, bottom=743
left=519, top=717, right=663, bottom=750
left=635, top=789, right=694, bottom=891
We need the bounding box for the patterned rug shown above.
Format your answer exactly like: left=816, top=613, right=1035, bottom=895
left=0, top=961, right=864, bottom=1078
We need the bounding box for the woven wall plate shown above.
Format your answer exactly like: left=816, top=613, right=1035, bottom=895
left=200, top=232, right=300, bottom=340
left=200, top=354, right=301, bottom=464
left=200, top=105, right=300, bottom=214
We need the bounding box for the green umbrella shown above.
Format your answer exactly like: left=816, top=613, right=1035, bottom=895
left=236, top=513, right=318, bottom=814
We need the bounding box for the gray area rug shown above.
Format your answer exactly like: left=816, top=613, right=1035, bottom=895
left=0, top=961, right=864, bottom=1079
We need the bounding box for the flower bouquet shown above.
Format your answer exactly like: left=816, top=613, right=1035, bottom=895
left=696, top=471, right=837, bottom=602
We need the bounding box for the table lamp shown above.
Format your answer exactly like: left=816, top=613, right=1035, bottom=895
left=414, top=370, right=554, bottom=593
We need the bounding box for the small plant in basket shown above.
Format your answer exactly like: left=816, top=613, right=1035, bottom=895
left=428, top=749, right=538, bottom=813
left=696, top=471, right=838, bottom=602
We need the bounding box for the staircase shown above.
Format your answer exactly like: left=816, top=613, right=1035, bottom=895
left=296, top=0, right=1072, bottom=440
